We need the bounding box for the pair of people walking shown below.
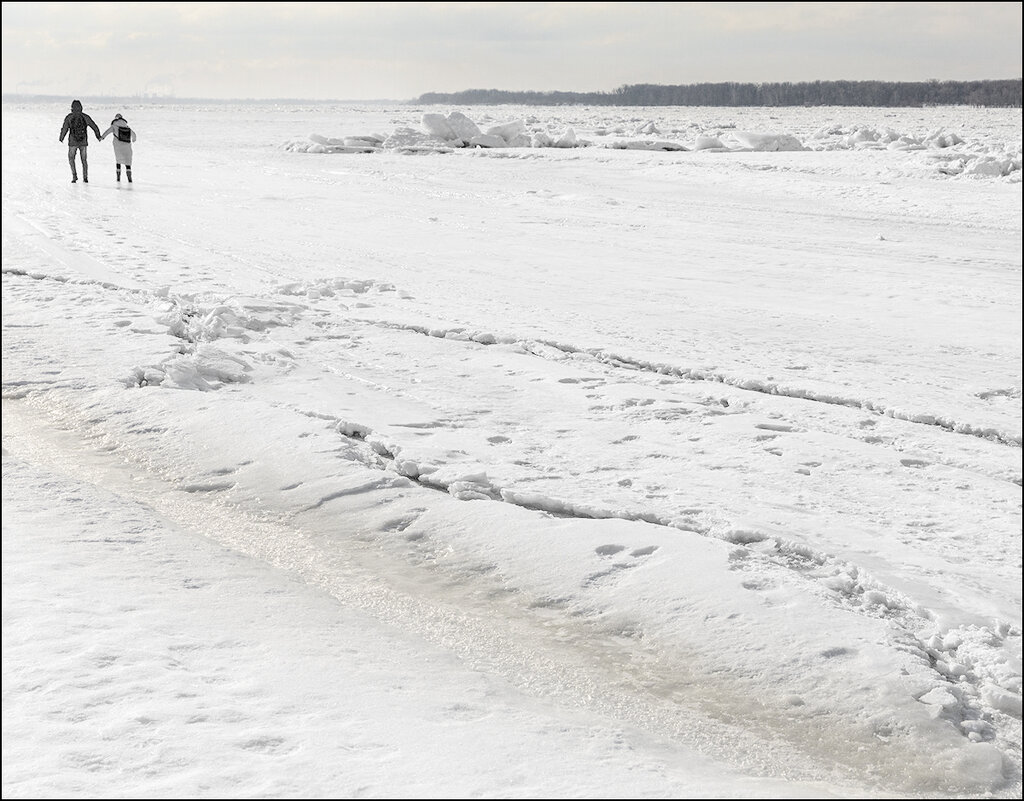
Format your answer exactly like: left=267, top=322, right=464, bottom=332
left=58, top=99, right=137, bottom=184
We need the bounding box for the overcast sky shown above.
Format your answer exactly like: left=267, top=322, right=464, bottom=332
left=2, top=1, right=1021, bottom=101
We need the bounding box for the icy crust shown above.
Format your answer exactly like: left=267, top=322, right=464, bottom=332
left=5, top=262, right=1019, bottom=796
left=3, top=98, right=1020, bottom=797
left=17, top=382, right=1019, bottom=798
left=283, top=109, right=1022, bottom=180
left=121, top=284, right=1022, bottom=448
left=66, top=279, right=1021, bottom=795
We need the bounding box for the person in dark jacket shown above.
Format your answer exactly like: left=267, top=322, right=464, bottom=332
left=58, top=99, right=102, bottom=183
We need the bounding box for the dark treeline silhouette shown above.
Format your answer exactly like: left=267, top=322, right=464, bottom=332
left=414, top=79, right=1022, bottom=108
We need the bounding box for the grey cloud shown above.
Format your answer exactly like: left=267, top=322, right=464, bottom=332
left=2, top=1, right=1020, bottom=101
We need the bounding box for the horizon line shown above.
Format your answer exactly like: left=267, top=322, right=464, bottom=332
left=4, top=77, right=1021, bottom=106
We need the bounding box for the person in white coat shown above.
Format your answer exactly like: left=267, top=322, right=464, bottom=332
left=99, top=114, right=137, bottom=183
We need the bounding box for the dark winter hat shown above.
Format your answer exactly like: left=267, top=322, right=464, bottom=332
left=112, top=113, right=125, bottom=123
left=71, top=99, right=82, bottom=111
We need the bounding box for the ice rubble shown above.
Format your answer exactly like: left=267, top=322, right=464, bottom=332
left=282, top=109, right=1021, bottom=179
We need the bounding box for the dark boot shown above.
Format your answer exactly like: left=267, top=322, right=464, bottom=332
left=126, top=166, right=132, bottom=183
left=116, top=164, right=121, bottom=182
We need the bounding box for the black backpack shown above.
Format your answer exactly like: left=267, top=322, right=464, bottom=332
left=70, top=113, right=88, bottom=141
left=116, top=125, right=132, bottom=143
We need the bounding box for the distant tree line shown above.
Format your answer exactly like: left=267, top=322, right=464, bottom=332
left=414, top=79, right=1022, bottom=108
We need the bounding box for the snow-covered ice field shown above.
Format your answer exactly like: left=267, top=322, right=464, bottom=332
left=2, top=100, right=1021, bottom=798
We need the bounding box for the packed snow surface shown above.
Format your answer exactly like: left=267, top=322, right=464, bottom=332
left=3, top=100, right=1021, bottom=799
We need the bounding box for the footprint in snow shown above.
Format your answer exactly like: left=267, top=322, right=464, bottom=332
left=238, top=736, right=292, bottom=755
left=755, top=422, right=797, bottom=433
left=594, top=544, right=659, bottom=559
